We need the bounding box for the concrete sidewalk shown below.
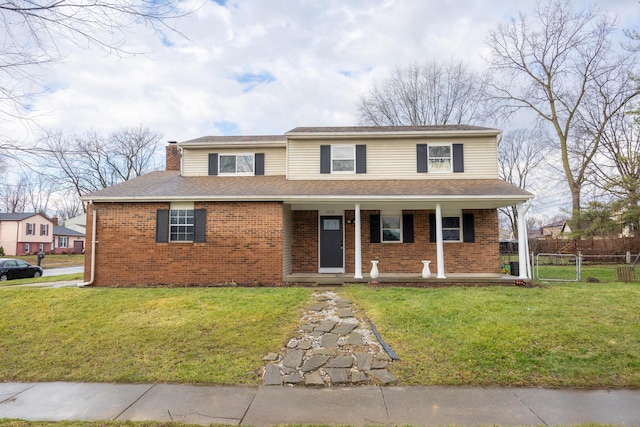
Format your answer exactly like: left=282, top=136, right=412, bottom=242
left=1, top=383, right=639, bottom=426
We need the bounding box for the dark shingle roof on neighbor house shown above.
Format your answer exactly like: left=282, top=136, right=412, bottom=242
left=53, top=226, right=85, bottom=237
left=81, top=171, right=532, bottom=207
left=0, top=212, right=48, bottom=221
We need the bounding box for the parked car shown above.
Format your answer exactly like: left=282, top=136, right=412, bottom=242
left=0, top=258, right=43, bottom=281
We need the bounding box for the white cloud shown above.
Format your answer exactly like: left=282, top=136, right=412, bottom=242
left=2, top=0, right=637, bottom=143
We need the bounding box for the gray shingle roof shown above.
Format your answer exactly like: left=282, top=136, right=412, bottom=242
left=82, top=171, right=532, bottom=204
left=53, top=226, right=85, bottom=237
left=0, top=212, right=45, bottom=221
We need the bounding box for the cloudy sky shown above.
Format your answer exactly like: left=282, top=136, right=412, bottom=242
left=4, top=0, right=639, bottom=217
left=12, top=0, right=637, bottom=141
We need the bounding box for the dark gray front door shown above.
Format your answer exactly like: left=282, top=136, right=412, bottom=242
left=320, top=216, right=343, bottom=270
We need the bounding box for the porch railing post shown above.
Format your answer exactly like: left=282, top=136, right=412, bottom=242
left=435, top=203, right=446, bottom=278
left=516, top=203, right=529, bottom=279
left=354, top=203, right=363, bottom=279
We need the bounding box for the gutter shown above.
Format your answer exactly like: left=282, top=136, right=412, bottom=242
left=78, top=200, right=96, bottom=287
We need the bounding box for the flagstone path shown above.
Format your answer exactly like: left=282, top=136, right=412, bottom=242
left=262, top=290, right=397, bottom=386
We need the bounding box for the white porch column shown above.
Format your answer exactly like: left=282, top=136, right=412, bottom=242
left=354, top=203, right=363, bottom=279
left=435, top=203, right=446, bottom=278
left=516, top=203, right=528, bottom=279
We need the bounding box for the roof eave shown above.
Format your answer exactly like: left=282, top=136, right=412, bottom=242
left=285, top=129, right=502, bottom=140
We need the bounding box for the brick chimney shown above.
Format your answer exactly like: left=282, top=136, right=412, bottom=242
left=166, top=141, right=180, bottom=171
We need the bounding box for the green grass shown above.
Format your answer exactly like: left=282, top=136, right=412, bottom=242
left=0, top=273, right=83, bottom=287
left=344, top=282, right=640, bottom=388
left=11, top=254, right=84, bottom=269
left=0, top=287, right=311, bottom=384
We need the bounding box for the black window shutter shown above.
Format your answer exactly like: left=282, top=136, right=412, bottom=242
left=453, top=144, right=464, bottom=173
left=320, top=145, right=331, bottom=173
left=356, top=145, right=367, bottom=174
left=194, top=209, right=206, bottom=242
left=370, top=214, right=381, bottom=243
left=255, top=153, right=265, bottom=175
left=208, top=153, right=218, bottom=176
left=429, top=213, right=436, bottom=243
left=402, top=214, right=414, bottom=243
left=156, top=210, right=169, bottom=243
left=417, top=144, right=428, bottom=173
left=463, top=213, right=475, bottom=243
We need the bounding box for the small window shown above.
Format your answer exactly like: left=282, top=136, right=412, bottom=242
left=38, top=244, right=44, bottom=252
left=40, top=224, right=48, bottom=236
left=24, top=243, right=30, bottom=253
left=332, top=145, right=355, bottom=173
left=219, top=154, right=254, bottom=175
left=428, top=145, right=452, bottom=172
left=382, top=216, right=402, bottom=242
left=26, top=223, right=34, bottom=235
left=442, top=216, right=461, bottom=241
left=170, top=209, right=195, bottom=242
left=59, top=236, right=68, bottom=248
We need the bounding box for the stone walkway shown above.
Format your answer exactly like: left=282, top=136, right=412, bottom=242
left=262, top=290, right=397, bottom=386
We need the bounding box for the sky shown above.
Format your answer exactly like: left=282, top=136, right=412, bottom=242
left=3, top=0, right=640, bottom=218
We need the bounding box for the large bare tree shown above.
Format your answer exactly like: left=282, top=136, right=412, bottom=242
left=498, top=128, right=551, bottom=237
left=42, top=126, right=162, bottom=207
left=357, top=59, right=491, bottom=126
left=0, top=0, right=191, bottom=152
left=484, top=0, right=640, bottom=230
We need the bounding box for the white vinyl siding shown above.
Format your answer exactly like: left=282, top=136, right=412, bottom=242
left=182, top=147, right=286, bottom=176
left=286, top=137, right=498, bottom=180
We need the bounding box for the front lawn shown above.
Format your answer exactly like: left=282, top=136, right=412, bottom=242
left=0, top=287, right=311, bottom=384
left=1, top=283, right=639, bottom=388
left=345, top=283, right=640, bottom=387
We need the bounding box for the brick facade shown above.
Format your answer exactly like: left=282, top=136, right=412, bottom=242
left=292, top=209, right=500, bottom=275
left=85, top=201, right=284, bottom=286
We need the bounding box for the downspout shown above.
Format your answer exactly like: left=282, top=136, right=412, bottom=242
left=78, top=201, right=97, bottom=287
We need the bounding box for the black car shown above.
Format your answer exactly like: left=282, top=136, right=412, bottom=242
left=0, top=258, right=44, bottom=281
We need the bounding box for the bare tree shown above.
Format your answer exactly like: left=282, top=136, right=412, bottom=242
left=0, top=171, right=51, bottom=213
left=588, top=109, right=640, bottom=234
left=498, top=128, right=551, bottom=237
left=0, top=0, right=192, bottom=147
left=52, top=191, right=84, bottom=223
left=42, top=126, right=162, bottom=207
left=484, top=0, right=640, bottom=230
left=357, top=59, right=492, bottom=126
left=0, top=175, right=28, bottom=213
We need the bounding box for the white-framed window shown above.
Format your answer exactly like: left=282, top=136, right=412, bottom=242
left=38, top=244, right=44, bottom=252
left=331, top=145, right=355, bottom=173
left=59, top=236, right=68, bottom=248
left=26, top=223, right=34, bottom=235
left=442, top=216, right=462, bottom=242
left=24, top=243, right=30, bottom=253
left=40, top=224, right=48, bottom=236
left=428, top=144, right=452, bottom=172
left=219, top=154, right=254, bottom=175
left=381, top=215, right=402, bottom=243
left=170, top=209, right=195, bottom=242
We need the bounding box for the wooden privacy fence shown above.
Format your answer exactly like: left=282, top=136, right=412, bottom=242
left=530, top=236, right=640, bottom=257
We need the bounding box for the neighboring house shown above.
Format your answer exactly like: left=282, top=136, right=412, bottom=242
left=64, top=214, right=87, bottom=234
left=540, top=220, right=571, bottom=239
left=81, top=125, right=534, bottom=286
left=0, top=213, right=53, bottom=256
left=52, top=226, right=86, bottom=254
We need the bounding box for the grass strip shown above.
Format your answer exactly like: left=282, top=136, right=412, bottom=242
left=344, top=282, right=640, bottom=388
left=0, top=287, right=311, bottom=384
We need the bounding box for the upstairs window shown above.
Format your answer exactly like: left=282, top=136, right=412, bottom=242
left=219, top=154, right=254, bottom=175
left=332, top=146, right=355, bottom=173
left=40, top=224, right=49, bottom=236
left=320, top=145, right=367, bottom=174
left=417, top=143, right=464, bottom=173
left=428, top=145, right=452, bottom=172
left=26, top=223, right=34, bottom=235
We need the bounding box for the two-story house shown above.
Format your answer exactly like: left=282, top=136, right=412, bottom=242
left=80, top=125, right=533, bottom=287
left=0, top=213, right=54, bottom=256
